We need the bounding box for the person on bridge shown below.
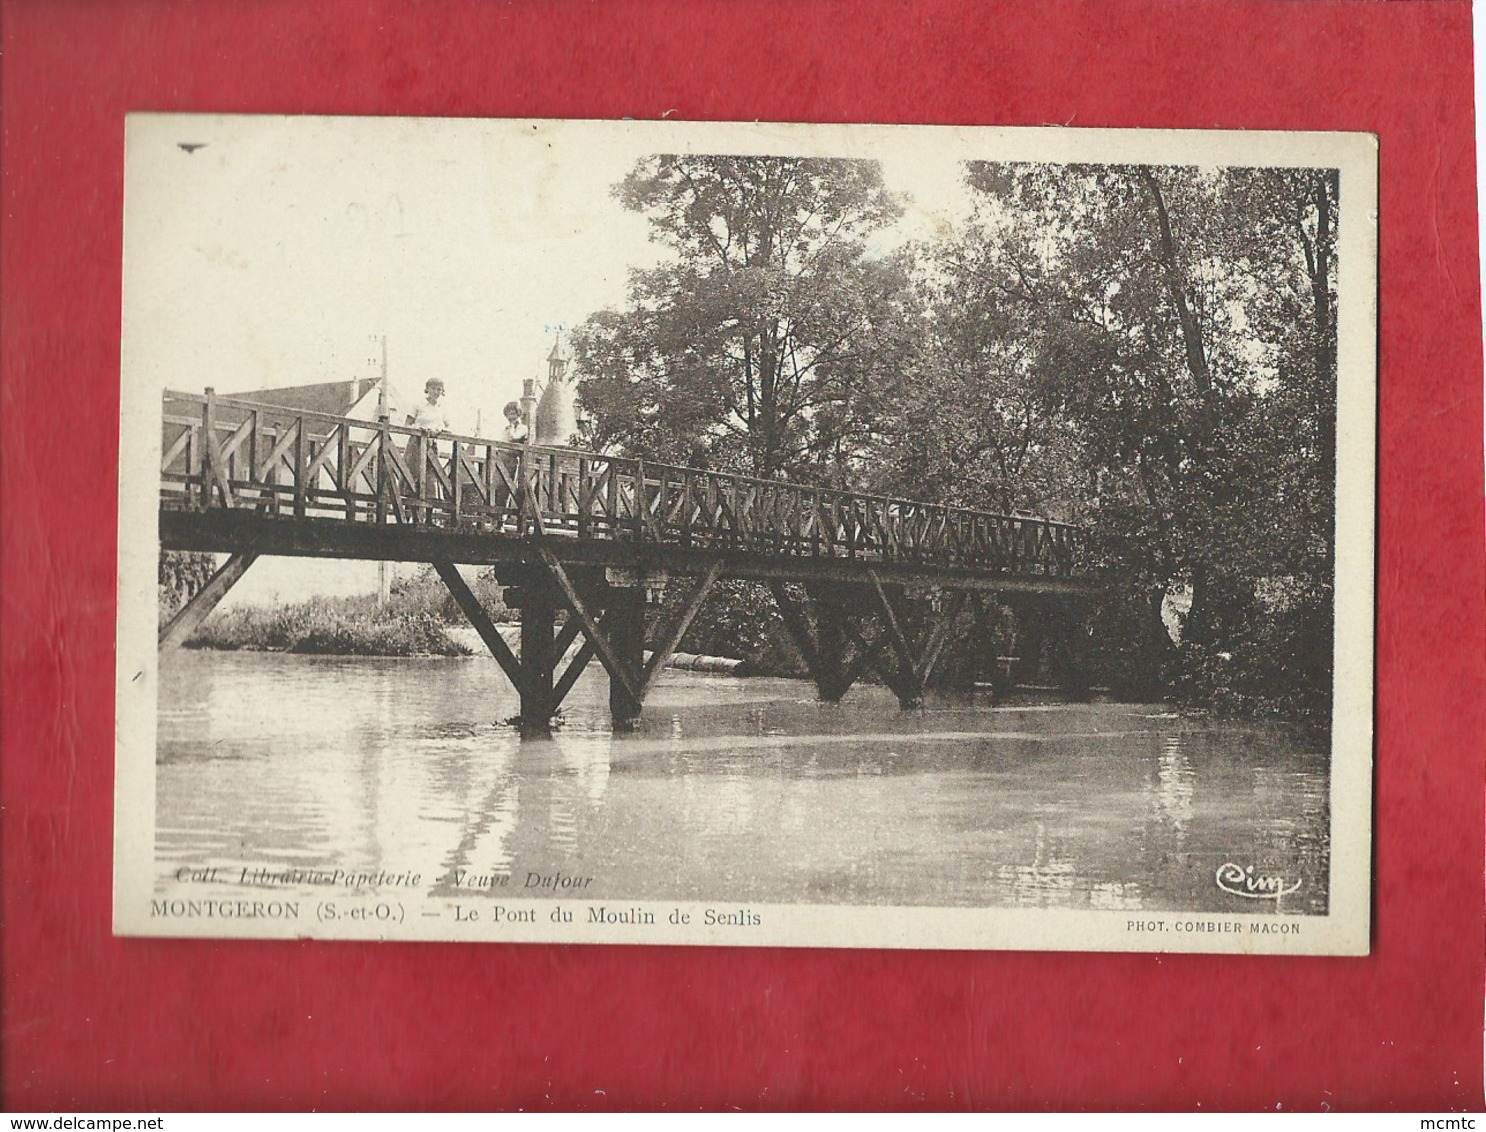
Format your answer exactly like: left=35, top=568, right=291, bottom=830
left=497, top=400, right=529, bottom=524
left=406, top=378, right=451, bottom=433
left=405, top=378, right=451, bottom=518
left=500, top=400, right=529, bottom=444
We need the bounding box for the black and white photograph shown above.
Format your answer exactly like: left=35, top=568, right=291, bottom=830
left=115, top=116, right=1375, bottom=953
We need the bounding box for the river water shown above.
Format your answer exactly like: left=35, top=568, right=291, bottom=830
left=155, top=650, right=1330, bottom=915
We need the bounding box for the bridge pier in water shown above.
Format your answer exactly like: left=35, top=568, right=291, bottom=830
left=435, top=565, right=1094, bottom=733
left=435, top=555, right=721, bottom=736
left=803, top=591, right=864, bottom=703
left=770, top=578, right=967, bottom=711
left=516, top=578, right=559, bottom=733
left=602, top=582, right=649, bottom=728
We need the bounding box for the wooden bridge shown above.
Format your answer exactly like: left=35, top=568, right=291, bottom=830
left=159, top=389, right=1100, bottom=734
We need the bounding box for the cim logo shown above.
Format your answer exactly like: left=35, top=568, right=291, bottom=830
left=1215, top=861, right=1302, bottom=900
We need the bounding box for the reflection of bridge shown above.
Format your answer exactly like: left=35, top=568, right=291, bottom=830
left=160, top=390, right=1101, bottom=734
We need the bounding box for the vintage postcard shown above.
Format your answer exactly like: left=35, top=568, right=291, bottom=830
left=115, top=115, right=1376, bottom=954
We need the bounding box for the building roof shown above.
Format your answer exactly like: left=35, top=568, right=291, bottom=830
left=534, top=377, right=578, bottom=446
left=227, top=378, right=382, bottom=417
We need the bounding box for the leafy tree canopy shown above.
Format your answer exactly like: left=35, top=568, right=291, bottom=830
left=860, top=162, right=1339, bottom=712
left=574, top=155, right=918, bottom=481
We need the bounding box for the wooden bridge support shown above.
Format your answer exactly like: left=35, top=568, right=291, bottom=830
left=770, top=583, right=868, bottom=703
left=865, top=574, right=965, bottom=709
left=542, top=551, right=722, bottom=733
left=518, top=579, right=560, bottom=730
left=1003, top=595, right=1092, bottom=694
left=159, top=552, right=258, bottom=651
left=434, top=560, right=590, bottom=739
left=769, top=578, right=965, bottom=710
left=809, top=595, right=876, bottom=702
left=438, top=553, right=722, bottom=736
left=604, top=584, right=647, bottom=726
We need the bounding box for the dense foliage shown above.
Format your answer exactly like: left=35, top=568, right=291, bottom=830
left=575, top=156, right=1341, bottom=722
left=158, top=551, right=217, bottom=616
left=574, top=155, right=919, bottom=481
left=928, top=164, right=1337, bottom=717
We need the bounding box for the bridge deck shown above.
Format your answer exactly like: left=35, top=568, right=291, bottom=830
left=159, top=389, right=1094, bottom=595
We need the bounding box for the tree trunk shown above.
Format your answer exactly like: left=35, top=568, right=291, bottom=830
left=1137, top=168, right=1212, bottom=395
left=1310, top=172, right=1337, bottom=482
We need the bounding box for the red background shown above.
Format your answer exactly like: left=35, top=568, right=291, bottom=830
left=2, top=0, right=1481, bottom=1111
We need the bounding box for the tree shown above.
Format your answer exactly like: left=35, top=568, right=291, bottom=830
left=892, top=161, right=1339, bottom=714
left=868, top=231, right=1088, bottom=517
left=573, top=155, right=918, bottom=481
left=158, top=550, right=216, bottom=620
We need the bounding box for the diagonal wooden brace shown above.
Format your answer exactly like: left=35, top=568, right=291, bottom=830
left=771, top=582, right=875, bottom=702
left=865, top=569, right=917, bottom=677
left=640, top=559, right=722, bottom=692
left=768, top=581, right=824, bottom=676
left=820, top=604, right=896, bottom=693
left=433, top=560, right=532, bottom=702
left=915, top=590, right=967, bottom=686
left=552, top=639, right=598, bottom=708
left=540, top=548, right=644, bottom=708
left=812, top=594, right=883, bottom=698
left=553, top=614, right=585, bottom=661
left=864, top=572, right=968, bottom=708
left=201, top=409, right=239, bottom=508
left=159, top=552, right=258, bottom=651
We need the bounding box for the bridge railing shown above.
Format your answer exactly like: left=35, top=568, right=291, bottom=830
left=161, top=390, right=1082, bottom=576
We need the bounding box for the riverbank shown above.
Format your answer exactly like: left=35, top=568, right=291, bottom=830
left=188, top=612, right=747, bottom=675
left=179, top=588, right=751, bottom=674
left=177, top=565, right=505, bottom=658
left=185, top=598, right=474, bottom=657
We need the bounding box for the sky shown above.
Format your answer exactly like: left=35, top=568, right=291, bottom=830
left=124, top=116, right=978, bottom=436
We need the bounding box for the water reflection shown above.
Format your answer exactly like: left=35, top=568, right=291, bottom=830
left=156, top=651, right=1331, bottom=914
left=1155, top=733, right=1195, bottom=839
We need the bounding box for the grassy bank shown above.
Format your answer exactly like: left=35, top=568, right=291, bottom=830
left=186, top=597, right=473, bottom=657
left=171, top=561, right=511, bottom=657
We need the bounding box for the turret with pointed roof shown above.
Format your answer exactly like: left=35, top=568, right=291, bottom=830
left=534, top=334, right=578, bottom=446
